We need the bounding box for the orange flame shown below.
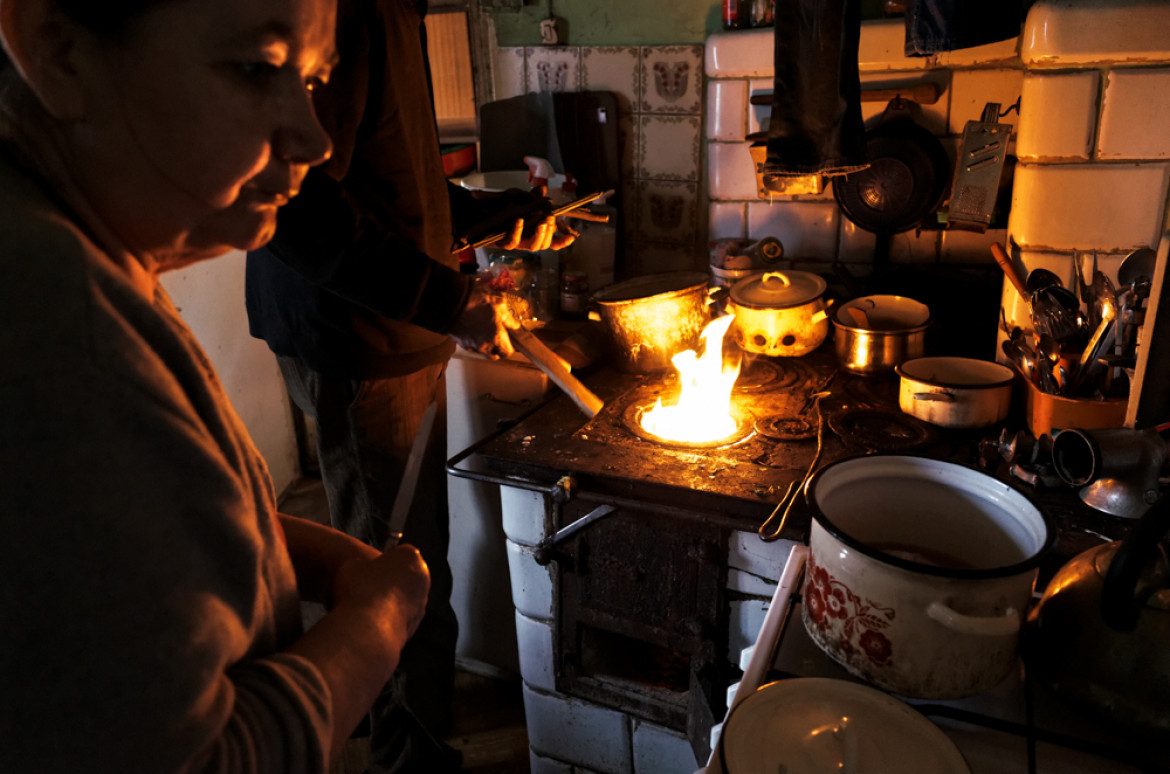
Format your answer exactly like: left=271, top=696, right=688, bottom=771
left=640, top=314, right=740, bottom=443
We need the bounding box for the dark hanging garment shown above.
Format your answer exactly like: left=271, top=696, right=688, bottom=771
left=904, top=0, right=1024, bottom=56
left=762, top=0, right=868, bottom=182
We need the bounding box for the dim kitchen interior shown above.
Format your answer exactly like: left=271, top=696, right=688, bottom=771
left=162, top=0, right=1170, bottom=772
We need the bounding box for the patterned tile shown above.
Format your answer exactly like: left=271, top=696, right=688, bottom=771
left=493, top=47, right=527, bottom=101
left=635, top=179, right=700, bottom=244
left=637, top=114, right=701, bottom=181
left=525, top=46, right=581, bottom=93
left=580, top=46, right=640, bottom=114
left=639, top=45, right=703, bottom=114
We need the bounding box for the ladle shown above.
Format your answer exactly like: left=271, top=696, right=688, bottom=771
left=1025, top=267, right=1063, bottom=293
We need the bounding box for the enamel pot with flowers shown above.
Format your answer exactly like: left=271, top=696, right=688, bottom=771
left=801, top=455, right=1053, bottom=700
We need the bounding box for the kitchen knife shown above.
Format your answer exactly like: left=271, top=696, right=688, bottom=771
left=382, top=400, right=438, bottom=551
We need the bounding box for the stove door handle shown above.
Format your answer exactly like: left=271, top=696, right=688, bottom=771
left=535, top=504, right=617, bottom=565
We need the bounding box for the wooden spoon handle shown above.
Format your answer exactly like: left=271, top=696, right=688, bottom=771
left=991, top=242, right=1029, bottom=299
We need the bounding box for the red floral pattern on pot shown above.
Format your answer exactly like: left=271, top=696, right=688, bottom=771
left=804, top=557, right=896, bottom=666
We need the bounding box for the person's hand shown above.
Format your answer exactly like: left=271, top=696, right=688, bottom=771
left=460, top=186, right=577, bottom=252
left=330, top=544, right=431, bottom=641
left=499, top=214, right=577, bottom=251
left=447, top=277, right=515, bottom=360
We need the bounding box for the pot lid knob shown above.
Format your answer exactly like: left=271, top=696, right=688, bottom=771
left=732, top=270, right=827, bottom=308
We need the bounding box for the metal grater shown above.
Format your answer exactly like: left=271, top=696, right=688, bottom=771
left=946, top=102, right=1013, bottom=232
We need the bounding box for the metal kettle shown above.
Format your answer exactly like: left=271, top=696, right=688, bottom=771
left=1025, top=491, right=1170, bottom=743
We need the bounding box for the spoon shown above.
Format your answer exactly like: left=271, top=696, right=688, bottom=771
left=1118, top=247, right=1156, bottom=288
left=1025, top=267, right=1063, bottom=293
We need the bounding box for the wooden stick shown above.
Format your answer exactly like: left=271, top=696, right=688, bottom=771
left=509, top=327, right=603, bottom=419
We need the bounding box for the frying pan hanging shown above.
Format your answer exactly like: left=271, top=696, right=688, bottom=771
left=833, top=105, right=951, bottom=235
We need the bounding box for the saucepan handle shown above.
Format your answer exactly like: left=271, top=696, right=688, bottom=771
left=926, top=600, right=1020, bottom=636
left=912, top=391, right=955, bottom=403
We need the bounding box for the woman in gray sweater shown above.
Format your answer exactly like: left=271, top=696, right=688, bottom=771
left=0, top=0, right=430, bottom=770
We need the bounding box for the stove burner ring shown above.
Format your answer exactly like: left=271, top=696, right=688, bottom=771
left=734, top=357, right=806, bottom=394
left=754, top=414, right=817, bottom=441
left=621, top=397, right=755, bottom=449
left=827, top=407, right=938, bottom=452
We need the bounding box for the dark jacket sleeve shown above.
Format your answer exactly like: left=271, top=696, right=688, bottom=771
left=263, top=171, right=472, bottom=334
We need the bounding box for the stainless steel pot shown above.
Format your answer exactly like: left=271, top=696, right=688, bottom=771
left=897, top=357, right=1014, bottom=429
left=590, top=272, right=712, bottom=373
left=728, top=270, right=829, bottom=357
left=803, top=455, right=1052, bottom=699
left=834, top=295, right=931, bottom=376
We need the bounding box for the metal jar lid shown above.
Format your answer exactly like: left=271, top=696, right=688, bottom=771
left=730, top=270, right=826, bottom=309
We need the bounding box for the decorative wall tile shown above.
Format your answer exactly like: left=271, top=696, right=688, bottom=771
left=637, top=115, right=701, bottom=181
left=581, top=46, right=641, bottom=114
left=640, top=46, right=704, bottom=114
left=619, top=112, right=638, bottom=183
left=708, top=142, right=757, bottom=201
left=523, top=685, right=633, bottom=773
left=525, top=46, right=581, bottom=93
left=631, top=721, right=695, bottom=774
left=1021, top=1, right=1170, bottom=68
left=704, top=29, right=772, bottom=79
left=709, top=201, right=747, bottom=240
left=634, top=241, right=705, bottom=275
left=494, top=47, right=527, bottom=100
left=635, top=180, right=699, bottom=243
left=1098, top=69, right=1170, bottom=160
left=707, top=80, right=747, bottom=142
left=1008, top=162, right=1170, bottom=251
left=746, top=202, right=840, bottom=259
left=948, top=69, right=1024, bottom=136
left=1016, top=72, right=1098, bottom=161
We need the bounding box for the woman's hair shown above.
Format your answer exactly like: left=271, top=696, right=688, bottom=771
left=1, top=0, right=176, bottom=68
left=53, top=0, right=179, bottom=35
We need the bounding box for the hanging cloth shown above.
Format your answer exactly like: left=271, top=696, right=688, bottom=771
left=903, top=0, right=1024, bottom=56
left=761, top=0, right=868, bottom=184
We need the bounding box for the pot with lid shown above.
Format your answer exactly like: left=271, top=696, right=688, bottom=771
left=728, top=270, right=830, bottom=357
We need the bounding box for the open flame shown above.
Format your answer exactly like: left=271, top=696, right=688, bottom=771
left=640, top=314, right=741, bottom=443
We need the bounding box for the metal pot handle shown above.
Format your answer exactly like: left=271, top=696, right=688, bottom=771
left=912, top=391, right=955, bottom=403
left=926, top=600, right=1020, bottom=636
left=1101, top=489, right=1170, bottom=631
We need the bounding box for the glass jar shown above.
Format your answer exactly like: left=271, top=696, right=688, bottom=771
left=560, top=271, right=590, bottom=320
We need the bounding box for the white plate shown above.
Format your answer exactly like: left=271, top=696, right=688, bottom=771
left=721, top=678, right=970, bottom=774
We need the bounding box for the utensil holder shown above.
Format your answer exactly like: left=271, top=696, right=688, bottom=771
left=1022, top=376, right=1128, bottom=437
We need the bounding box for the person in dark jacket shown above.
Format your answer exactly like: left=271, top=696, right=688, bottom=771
left=244, top=0, right=571, bottom=770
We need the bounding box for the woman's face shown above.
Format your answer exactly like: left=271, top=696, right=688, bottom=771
left=65, top=0, right=336, bottom=268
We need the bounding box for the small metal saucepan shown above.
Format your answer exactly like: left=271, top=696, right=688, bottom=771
left=896, top=356, right=1014, bottom=429
left=834, top=295, right=931, bottom=376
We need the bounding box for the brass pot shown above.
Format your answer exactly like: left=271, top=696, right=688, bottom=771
left=590, top=272, right=713, bottom=373
left=728, top=270, right=830, bottom=357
